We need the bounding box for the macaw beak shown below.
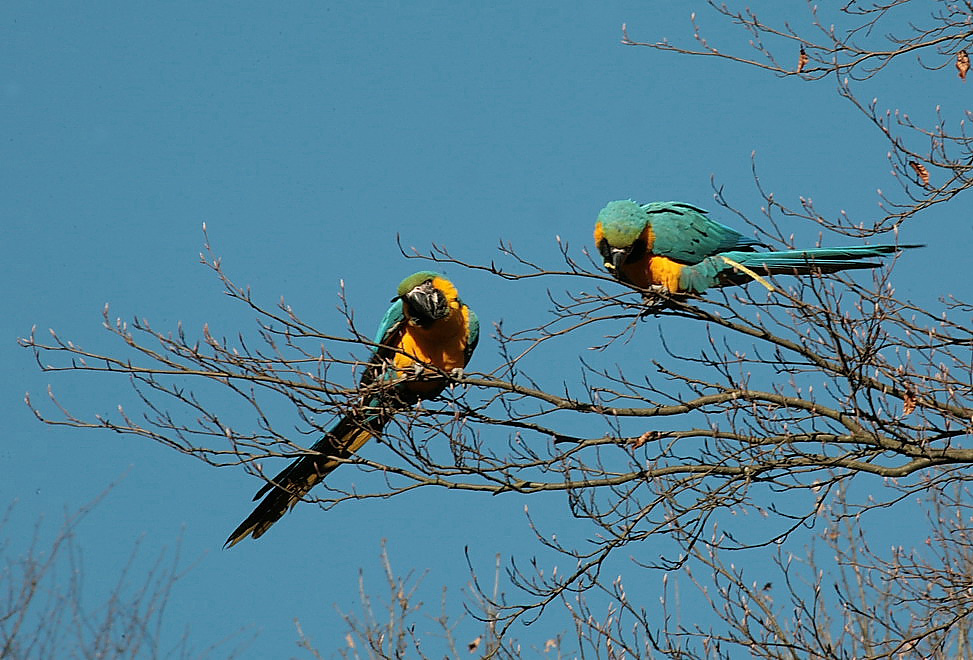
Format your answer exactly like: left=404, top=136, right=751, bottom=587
left=597, top=239, right=629, bottom=274
left=404, top=282, right=449, bottom=327
left=608, top=247, right=629, bottom=273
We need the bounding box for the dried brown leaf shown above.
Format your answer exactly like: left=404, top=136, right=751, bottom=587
left=468, top=636, right=482, bottom=653
left=957, top=50, right=969, bottom=81
left=631, top=430, right=659, bottom=448
left=797, top=47, right=809, bottom=73
left=903, top=390, right=918, bottom=416
left=908, top=161, right=930, bottom=186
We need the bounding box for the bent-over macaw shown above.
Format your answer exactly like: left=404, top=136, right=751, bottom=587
left=594, top=199, right=920, bottom=294
left=224, top=271, right=478, bottom=547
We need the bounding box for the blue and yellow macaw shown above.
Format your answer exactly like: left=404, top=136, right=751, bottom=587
left=224, top=271, right=478, bottom=547
left=594, top=199, right=920, bottom=294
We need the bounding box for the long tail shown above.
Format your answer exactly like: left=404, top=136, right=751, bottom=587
left=679, top=244, right=922, bottom=293
left=224, top=413, right=382, bottom=548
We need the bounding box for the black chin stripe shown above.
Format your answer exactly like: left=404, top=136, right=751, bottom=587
left=625, top=239, right=646, bottom=264
left=598, top=240, right=612, bottom=262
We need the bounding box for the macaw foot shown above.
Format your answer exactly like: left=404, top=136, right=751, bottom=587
left=411, top=363, right=427, bottom=378
left=638, top=286, right=677, bottom=316
left=449, top=367, right=465, bottom=379
left=643, top=284, right=671, bottom=297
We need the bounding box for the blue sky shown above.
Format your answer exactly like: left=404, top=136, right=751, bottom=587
left=4, top=2, right=967, bottom=655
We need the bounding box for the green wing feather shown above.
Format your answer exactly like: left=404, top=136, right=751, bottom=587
left=642, top=201, right=761, bottom=264
left=463, top=302, right=479, bottom=364
left=372, top=298, right=405, bottom=347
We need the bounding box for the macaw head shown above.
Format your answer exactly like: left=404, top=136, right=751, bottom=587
left=396, top=271, right=457, bottom=327
left=594, top=200, right=648, bottom=273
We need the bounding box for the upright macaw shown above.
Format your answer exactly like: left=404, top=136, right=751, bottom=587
left=224, top=271, right=478, bottom=547
left=594, top=199, right=920, bottom=294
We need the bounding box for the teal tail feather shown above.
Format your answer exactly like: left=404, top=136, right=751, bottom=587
left=679, top=244, right=923, bottom=293
left=224, top=412, right=385, bottom=548
left=733, top=244, right=921, bottom=273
